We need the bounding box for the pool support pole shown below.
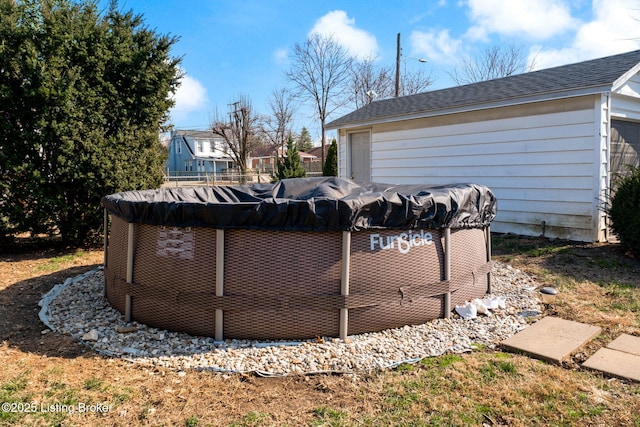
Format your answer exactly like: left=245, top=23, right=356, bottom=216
left=340, top=231, right=351, bottom=340
left=125, top=222, right=134, bottom=322
left=485, top=226, right=492, bottom=293
left=103, top=209, right=108, bottom=268
left=215, top=229, right=224, bottom=341
left=443, top=227, right=451, bottom=319
left=103, top=209, right=108, bottom=298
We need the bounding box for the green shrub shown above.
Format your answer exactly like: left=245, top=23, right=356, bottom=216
left=323, top=138, right=338, bottom=177
left=609, top=166, right=640, bottom=253
left=274, top=135, right=306, bottom=181
left=0, top=0, right=180, bottom=245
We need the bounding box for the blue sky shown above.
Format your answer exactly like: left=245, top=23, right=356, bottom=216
left=109, top=0, right=640, bottom=141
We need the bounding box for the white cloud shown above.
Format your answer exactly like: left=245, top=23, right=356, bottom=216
left=465, top=0, right=579, bottom=41
left=309, top=10, right=378, bottom=59
left=170, top=73, right=208, bottom=123
left=412, top=0, right=640, bottom=84
left=410, top=0, right=579, bottom=69
left=572, top=0, right=640, bottom=57
left=530, top=0, right=640, bottom=70
left=410, top=29, right=463, bottom=64
left=273, top=47, right=289, bottom=66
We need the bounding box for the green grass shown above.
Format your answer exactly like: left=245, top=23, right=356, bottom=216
left=34, top=250, right=86, bottom=272
left=83, top=377, right=103, bottom=391
left=587, top=257, right=628, bottom=269
left=394, top=362, right=415, bottom=371
left=109, top=385, right=133, bottom=404
left=1, top=373, right=29, bottom=395
left=420, top=354, right=464, bottom=368
left=525, top=245, right=571, bottom=258
left=0, top=372, right=34, bottom=424
left=230, top=411, right=273, bottom=426
left=312, top=406, right=349, bottom=426
left=0, top=368, right=131, bottom=426
left=599, top=280, right=640, bottom=312
left=478, top=360, right=518, bottom=382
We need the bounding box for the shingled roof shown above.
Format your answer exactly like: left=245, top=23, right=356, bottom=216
left=327, top=50, right=640, bottom=129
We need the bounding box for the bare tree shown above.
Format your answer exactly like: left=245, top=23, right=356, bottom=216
left=350, top=57, right=433, bottom=108
left=262, top=87, right=296, bottom=157
left=397, top=66, right=434, bottom=97
left=210, top=95, right=262, bottom=184
left=287, top=33, right=354, bottom=165
left=350, top=57, right=394, bottom=109
left=449, top=44, right=536, bottom=85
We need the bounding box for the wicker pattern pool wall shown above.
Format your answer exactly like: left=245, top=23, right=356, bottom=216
left=102, top=178, right=496, bottom=340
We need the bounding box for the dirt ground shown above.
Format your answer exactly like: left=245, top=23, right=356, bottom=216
left=1, top=235, right=639, bottom=426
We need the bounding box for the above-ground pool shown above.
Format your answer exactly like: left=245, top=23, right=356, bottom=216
left=102, top=177, right=497, bottom=340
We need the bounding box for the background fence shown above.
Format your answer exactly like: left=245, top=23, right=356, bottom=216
left=164, top=164, right=323, bottom=187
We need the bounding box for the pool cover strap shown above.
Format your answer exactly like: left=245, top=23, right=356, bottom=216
left=108, top=261, right=492, bottom=313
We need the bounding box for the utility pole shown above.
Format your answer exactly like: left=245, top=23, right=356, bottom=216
left=394, top=33, right=427, bottom=97
left=228, top=101, right=241, bottom=130
left=227, top=101, right=248, bottom=184
left=395, top=33, right=401, bottom=97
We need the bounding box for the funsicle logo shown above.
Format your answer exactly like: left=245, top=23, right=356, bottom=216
left=369, top=230, right=433, bottom=254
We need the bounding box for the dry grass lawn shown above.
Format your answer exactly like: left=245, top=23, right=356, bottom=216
left=0, top=234, right=639, bottom=426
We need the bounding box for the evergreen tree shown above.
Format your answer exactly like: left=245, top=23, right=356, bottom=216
left=0, top=0, right=180, bottom=244
left=275, top=135, right=306, bottom=181
left=298, top=127, right=313, bottom=152
left=323, top=138, right=338, bottom=177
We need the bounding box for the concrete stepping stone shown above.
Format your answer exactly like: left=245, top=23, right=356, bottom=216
left=501, top=316, right=601, bottom=363
left=583, top=334, right=640, bottom=382
left=606, top=333, right=640, bottom=355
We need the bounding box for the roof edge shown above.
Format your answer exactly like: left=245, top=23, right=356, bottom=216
left=612, top=62, right=640, bottom=92
left=327, top=84, right=613, bottom=130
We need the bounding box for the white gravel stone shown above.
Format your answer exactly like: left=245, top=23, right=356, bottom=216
left=39, top=262, right=543, bottom=375
left=81, top=329, right=99, bottom=342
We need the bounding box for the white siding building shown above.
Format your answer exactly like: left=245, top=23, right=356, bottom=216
left=327, top=50, right=640, bottom=242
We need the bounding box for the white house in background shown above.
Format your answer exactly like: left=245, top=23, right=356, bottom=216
left=327, top=50, right=640, bottom=243
left=165, top=130, right=234, bottom=178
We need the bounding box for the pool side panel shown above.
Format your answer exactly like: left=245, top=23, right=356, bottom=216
left=104, top=220, right=491, bottom=340
left=223, top=230, right=342, bottom=340
left=449, top=228, right=490, bottom=306
left=348, top=229, right=446, bottom=335
left=106, top=219, right=220, bottom=337
left=105, top=215, right=128, bottom=314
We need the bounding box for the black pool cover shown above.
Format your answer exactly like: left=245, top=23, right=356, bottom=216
left=102, top=177, right=497, bottom=231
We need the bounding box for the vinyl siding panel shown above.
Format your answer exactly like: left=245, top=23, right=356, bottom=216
left=612, top=95, right=640, bottom=121
left=612, top=72, right=640, bottom=120
left=366, top=98, right=600, bottom=241
left=613, top=71, right=640, bottom=99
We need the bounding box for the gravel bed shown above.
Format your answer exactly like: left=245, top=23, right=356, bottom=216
left=39, top=262, right=543, bottom=375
